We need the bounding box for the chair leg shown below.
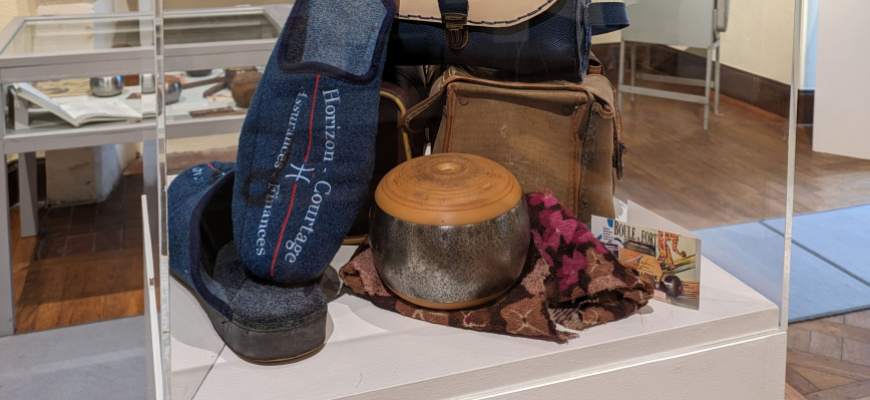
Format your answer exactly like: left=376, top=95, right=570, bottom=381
left=715, top=43, right=722, bottom=115
left=643, top=43, right=652, bottom=69
left=618, top=40, right=626, bottom=111
left=0, top=157, right=15, bottom=337
left=704, top=45, right=713, bottom=131
left=630, top=42, right=637, bottom=103
left=18, top=153, right=38, bottom=238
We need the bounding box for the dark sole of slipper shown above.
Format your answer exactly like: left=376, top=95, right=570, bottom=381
left=171, top=271, right=327, bottom=362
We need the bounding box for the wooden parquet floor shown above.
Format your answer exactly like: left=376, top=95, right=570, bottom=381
left=609, top=68, right=870, bottom=231
left=785, top=311, right=870, bottom=399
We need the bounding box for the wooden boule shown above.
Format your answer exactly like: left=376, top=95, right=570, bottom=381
left=230, top=71, right=263, bottom=108
left=370, top=153, right=530, bottom=309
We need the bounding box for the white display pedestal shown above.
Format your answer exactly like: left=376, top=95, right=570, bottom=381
left=170, top=250, right=785, bottom=400
left=164, top=192, right=787, bottom=399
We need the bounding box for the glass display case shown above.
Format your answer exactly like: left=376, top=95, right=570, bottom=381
left=153, top=1, right=801, bottom=399
left=0, top=5, right=289, bottom=338
left=0, top=5, right=289, bottom=140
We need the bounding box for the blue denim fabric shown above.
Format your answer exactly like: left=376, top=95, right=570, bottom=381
left=214, top=243, right=326, bottom=329
left=168, top=161, right=236, bottom=318
left=233, top=0, right=396, bottom=283
left=168, top=162, right=327, bottom=328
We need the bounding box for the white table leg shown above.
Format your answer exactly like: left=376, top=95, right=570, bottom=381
left=18, top=152, right=38, bottom=237
left=715, top=42, right=722, bottom=115
left=630, top=42, right=637, bottom=103
left=704, top=45, right=713, bottom=131
left=0, top=157, right=16, bottom=336
left=142, top=140, right=161, bottom=271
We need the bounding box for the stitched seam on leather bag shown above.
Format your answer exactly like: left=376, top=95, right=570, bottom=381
left=589, top=97, right=620, bottom=181
left=397, top=0, right=556, bottom=25
left=444, top=84, right=459, bottom=152
left=573, top=95, right=584, bottom=216
left=578, top=103, right=601, bottom=220
left=581, top=78, right=623, bottom=180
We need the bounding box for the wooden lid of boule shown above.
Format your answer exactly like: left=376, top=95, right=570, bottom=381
left=374, top=153, right=522, bottom=226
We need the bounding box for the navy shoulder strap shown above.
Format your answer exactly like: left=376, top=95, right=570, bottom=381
left=438, top=0, right=469, bottom=15
left=588, top=2, right=630, bottom=36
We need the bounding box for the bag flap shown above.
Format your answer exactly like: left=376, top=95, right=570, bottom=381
left=396, top=0, right=558, bottom=27
left=403, top=66, right=583, bottom=134
left=403, top=66, right=625, bottom=179
left=581, top=74, right=614, bottom=105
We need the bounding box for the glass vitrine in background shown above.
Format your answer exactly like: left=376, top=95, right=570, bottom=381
left=0, top=12, right=158, bottom=341
left=0, top=7, right=291, bottom=398
left=0, top=5, right=288, bottom=164
left=0, top=2, right=160, bottom=399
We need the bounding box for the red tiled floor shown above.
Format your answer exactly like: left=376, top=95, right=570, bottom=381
left=121, top=225, right=142, bottom=250
left=70, top=203, right=97, bottom=223
left=94, top=229, right=123, bottom=252
left=65, top=234, right=95, bottom=256
left=38, top=234, right=66, bottom=259
left=36, top=175, right=143, bottom=260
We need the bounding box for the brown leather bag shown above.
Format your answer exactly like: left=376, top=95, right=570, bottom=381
left=402, top=62, right=625, bottom=224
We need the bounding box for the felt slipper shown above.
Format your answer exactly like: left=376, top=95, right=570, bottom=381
left=232, top=0, right=397, bottom=283
left=169, top=162, right=327, bottom=362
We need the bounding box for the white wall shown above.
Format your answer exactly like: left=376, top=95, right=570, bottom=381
left=813, top=0, right=870, bottom=160
left=594, top=0, right=796, bottom=86
left=0, top=0, right=35, bottom=32
left=45, top=145, right=136, bottom=205
left=96, top=144, right=137, bottom=200
left=800, top=0, right=818, bottom=90
left=721, top=0, right=795, bottom=85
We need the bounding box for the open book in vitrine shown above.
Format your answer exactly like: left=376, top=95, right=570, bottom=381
left=12, top=83, right=141, bottom=128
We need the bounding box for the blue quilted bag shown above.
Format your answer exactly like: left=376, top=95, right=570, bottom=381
left=388, top=0, right=629, bottom=78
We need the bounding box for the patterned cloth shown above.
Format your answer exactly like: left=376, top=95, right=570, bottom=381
left=339, top=191, right=654, bottom=342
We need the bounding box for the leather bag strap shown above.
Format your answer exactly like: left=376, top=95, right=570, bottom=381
left=588, top=51, right=604, bottom=75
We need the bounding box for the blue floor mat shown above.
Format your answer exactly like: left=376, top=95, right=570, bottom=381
left=765, top=205, right=870, bottom=286
left=695, top=221, right=870, bottom=323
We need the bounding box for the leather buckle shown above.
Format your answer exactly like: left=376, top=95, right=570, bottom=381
left=442, top=13, right=469, bottom=50
left=613, top=143, right=627, bottom=180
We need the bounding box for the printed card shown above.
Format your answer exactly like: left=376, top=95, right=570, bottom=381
left=592, top=216, right=701, bottom=309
